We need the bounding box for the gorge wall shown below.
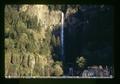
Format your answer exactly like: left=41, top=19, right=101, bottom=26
left=5, top=5, right=113, bottom=77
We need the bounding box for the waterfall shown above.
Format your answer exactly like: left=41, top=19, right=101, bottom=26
left=61, top=12, right=64, bottom=61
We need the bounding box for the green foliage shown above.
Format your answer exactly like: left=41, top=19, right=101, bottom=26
left=54, top=65, right=63, bottom=76
left=5, top=5, right=19, bottom=25
left=25, top=40, right=37, bottom=52
left=51, top=35, right=60, bottom=47
left=39, top=40, right=50, bottom=55
left=20, top=12, right=42, bottom=31
left=51, top=35, right=57, bottom=47
left=76, top=56, right=86, bottom=68
left=56, top=36, right=60, bottom=46
left=5, top=23, right=11, bottom=38
left=27, top=16, right=37, bottom=29
left=53, top=61, right=63, bottom=76
left=5, top=38, right=14, bottom=49
left=15, top=19, right=27, bottom=34
left=19, top=12, right=29, bottom=23
left=5, top=5, right=19, bottom=39
left=54, top=61, right=62, bottom=66
left=51, top=34, right=61, bottom=60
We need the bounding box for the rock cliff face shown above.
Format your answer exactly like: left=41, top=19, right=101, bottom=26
left=20, top=5, right=62, bottom=29
left=5, top=5, right=65, bottom=77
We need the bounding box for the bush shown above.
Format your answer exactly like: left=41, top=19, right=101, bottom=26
left=5, top=38, right=14, bottom=49
left=53, top=61, right=63, bottom=76
left=5, top=23, right=11, bottom=38
left=15, top=19, right=27, bottom=35
left=76, top=56, right=86, bottom=68
left=17, top=33, right=29, bottom=51
left=53, top=64, right=63, bottom=76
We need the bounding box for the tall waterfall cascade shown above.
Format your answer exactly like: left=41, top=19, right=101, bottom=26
left=61, top=12, right=64, bottom=61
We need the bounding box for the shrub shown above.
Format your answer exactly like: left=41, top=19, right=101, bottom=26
left=5, top=38, right=14, bottom=49
left=15, top=19, right=27, bottom=35
left=76, top=56, right=86, bottom=68
left=53, top=64, right=63, bottom=76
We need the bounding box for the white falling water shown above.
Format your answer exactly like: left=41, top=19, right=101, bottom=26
left=61, top=12, right=64, bottom=61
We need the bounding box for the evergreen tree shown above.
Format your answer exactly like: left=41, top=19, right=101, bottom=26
left=76, top=56, right=86, bottom=69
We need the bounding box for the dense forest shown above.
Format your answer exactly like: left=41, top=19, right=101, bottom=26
left=5, top=5, right=113, bottom=77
